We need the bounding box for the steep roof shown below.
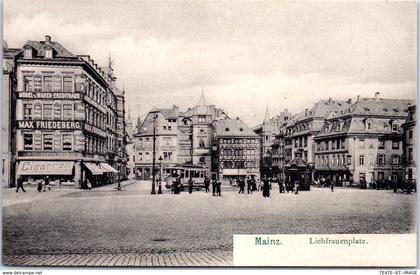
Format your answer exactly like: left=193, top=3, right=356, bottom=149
left=24, top=40, right=77, bottom=59
left=336, top=98, right=413, bottom=118
left=215, top=118, right=258, bottom=138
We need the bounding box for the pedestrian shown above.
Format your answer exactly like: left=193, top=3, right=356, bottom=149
left=216, top=180, right=222, bottom=196
left=212, top=179, right=216, bottom=196
left=87, top=179, right=92, bottom=190
left=43, top=176, right=51, bottom=192
left=278, top=181, right=284, bottom=193
left=262, top=177, right=270, bottom=198
left=117, top=176, right=121, bottom=191
left=238, top=177, right=245, bottom=194
left=188, top=177, right=194, bottom=194
left=330, top=181, right=334, bottom=192
left=247, top=176, right=253, bottom=194
left=294, top=181, right=299, bottom=194
left=204, top=176, right=210, bottom=193
left=15, top=176, right=26, bottom=193
left=37, top=180, right=43, bottom=192
left=252, top=178, right=257, bottom=192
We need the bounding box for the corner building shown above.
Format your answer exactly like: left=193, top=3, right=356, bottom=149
left=13, top=35, right=121, bottom=188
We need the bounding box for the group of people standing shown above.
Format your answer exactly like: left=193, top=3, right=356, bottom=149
left=15, top=176, right=52, bottom=193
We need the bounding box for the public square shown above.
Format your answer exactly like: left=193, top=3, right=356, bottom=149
left=2, top=180, right=416, bottom=266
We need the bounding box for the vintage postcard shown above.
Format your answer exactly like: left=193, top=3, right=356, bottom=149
left=1, top=0, right=417, bottom=269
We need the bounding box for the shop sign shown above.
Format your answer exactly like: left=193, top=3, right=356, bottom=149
left=17, top=120, right=83, bottom=130
left=84, top=124, right=106, bottom=138
left=18, top=92, right=82, bottom=100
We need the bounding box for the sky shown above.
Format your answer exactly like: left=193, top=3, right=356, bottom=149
left=3, top=0, right=417, bottom=127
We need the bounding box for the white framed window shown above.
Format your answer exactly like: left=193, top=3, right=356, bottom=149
left=359, top=155, right=365, bottom=166
left=43, top=104, right=53, bottom=120
left=42, top=133, right=53, bottom=151
left=45, top=48, right=53, bottom=59
left=62, top=133, right=73, bottom=151
left=44, top=76, right=53, bottom=92
left=63, top=104, right=73, bottom=120
left=23, top=103, right=33, bottom=120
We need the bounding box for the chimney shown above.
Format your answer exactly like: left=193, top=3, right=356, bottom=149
left=375, top=92, right=380, bottom=100
left=45, top=35, right=51, bottom=44
left=328, top=98, right=332, bottom=103
left=357, top=95, right=361, bottom=102
left=347, top=98, right=352, bottom=104
left=236, top=117, right=239, bottom=120
left=304, top=109, right=308, bottom=116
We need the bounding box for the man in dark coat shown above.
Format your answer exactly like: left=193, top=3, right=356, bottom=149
left=238, top=177, right=245, bottom=194
left=262, top=178, right=270, bottom=198
left=204, top=176, right=210, bottom=193
left=247, top=176, right=253, bottom=194
left=212, top=179, right=217, bottom=196
left=16, top=176, right=26, bottom=193
left=216, top=180, right=222, bottom=196
left=188, top=177, right=194, bottom=194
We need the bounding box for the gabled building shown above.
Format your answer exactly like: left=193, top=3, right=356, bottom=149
left=313, top=93, right=414, bottom=187
left=213, top=118, right=260, bottom=181
left=133, top=106, right=179, bottom=180
left=10, top=35, right=123, bottom=189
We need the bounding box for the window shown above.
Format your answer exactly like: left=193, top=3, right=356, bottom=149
left=23, top=133, right=34, bottom=150
left=408, top=148, right=413, bottom=161
left=359, top=155, right=365, bottom=166
left=45, top=48, right=53, bottom=59
left=392, top=123, right=399, bottom=132
left=43, top=104, right=53, bottom=120
left=24, top=48, right=32, bottom=59
left=43, top=133, right=53, bottom=151
left=359, top=139, right=365, bottom=149
left=53, top=75, right=62, bottom=92
left=168, top=126, right=172, bottom=130
left=392, top=155, right=400, bottom=165
left=44, top=76, right=53, bottom=92
left=378, top=139, right=385, bottom=149
left=24, top=76, right=33, bottom=92
left=163, top=152, right=172, bottom=161
left=163, top=126, right=166, bottom=130
left=23, top=104, right=33, bottom=120
left=225, top=128, right=230, bottom=132
left=377, top=154, right=385, bottom=166
left=409, top=130, right=413, bottom=139
left=392, top=140, right=399, bottom=150
left=198, top=115, right=206, bottom=123
left=62, top=133, right=73, bottom=151
left=367, top=123, right=371, bottom=130
left=63, top=77, right=73, bottom=93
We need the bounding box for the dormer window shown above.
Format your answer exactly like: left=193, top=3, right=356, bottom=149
left=225, top=128, right=230, bottom=132
left=239, top=128, right=243, bottom=132
left=45, top=48, right=53, bottom=59
left=24, top=46, right=32, bottom=59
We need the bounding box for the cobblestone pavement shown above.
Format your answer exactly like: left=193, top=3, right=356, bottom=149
left=2, top=181, right=416, bottom=266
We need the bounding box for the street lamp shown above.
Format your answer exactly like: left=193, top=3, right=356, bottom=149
left=158, top=155, right=163, bottom=194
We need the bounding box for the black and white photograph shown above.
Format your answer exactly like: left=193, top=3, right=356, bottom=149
left=1, top=0, right=417, bottom=269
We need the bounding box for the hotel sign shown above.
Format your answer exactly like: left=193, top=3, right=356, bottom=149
left=17, top=120, right=83, bottom=130
left=17, top=92, right=82, bottom=100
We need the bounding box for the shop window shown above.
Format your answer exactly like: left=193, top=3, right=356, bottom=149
left=23, top=103, right=33, bottom=120
left=24, top=76, right=33, bottom=92
left=44, top=76, right=53, bottom=92
left=43, top=104, right=53, bottom=120
left=43, top=133, right=53, bottom=151
left=63, top=77, right=73, bottom=93
left=392, top=140, right=399, bottom=150
left=23, top=133, right=34, bottom=150
left=62, top=134, right=73, bottom=151
left=63, top=104, right=73, bottom=120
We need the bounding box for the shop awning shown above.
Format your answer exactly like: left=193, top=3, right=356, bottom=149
left=84, top=162, right=103, bottom=175
left=100, top=163, right=119, bottom=173
left=17, top=161, right=74, bottom=175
